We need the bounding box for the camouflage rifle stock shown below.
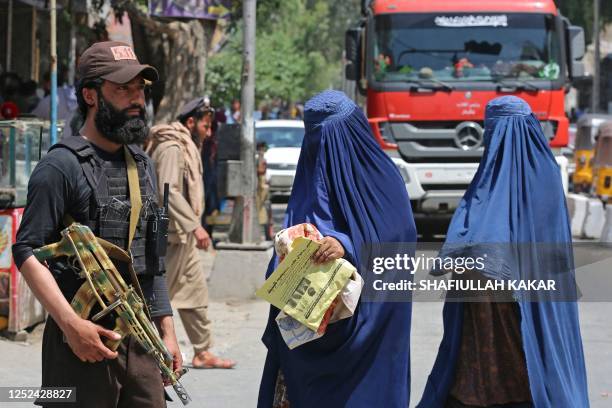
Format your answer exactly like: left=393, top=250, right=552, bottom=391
left=33, top=223, right=191, bottom=405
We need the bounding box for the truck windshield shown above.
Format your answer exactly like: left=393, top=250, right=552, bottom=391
left=372, top=13, right=562, bottom=83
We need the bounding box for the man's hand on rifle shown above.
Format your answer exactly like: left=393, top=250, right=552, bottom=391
left=156, top=315, right=184, bottom=385
left=193, top=226, right=211, bottom=250
left=64, top=317, right=121, bottom=363
left=18, top=256, right=120, bottom=364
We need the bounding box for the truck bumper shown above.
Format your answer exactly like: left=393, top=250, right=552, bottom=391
left=390, top=155, right=569, bottom=215
left=418, top=190, right=466, bottom=213
left=390, top=157, right=479, bottom=214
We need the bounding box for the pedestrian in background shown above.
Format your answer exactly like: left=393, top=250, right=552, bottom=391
left=147, top=96, right=236, bottom=369
left=201, top=102, right=223, bottom=236
left=31, top=69, right=77, bottom=124
left=227, top=98, right=241, bottom=124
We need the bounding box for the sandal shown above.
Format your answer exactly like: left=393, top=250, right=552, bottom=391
left=191, top=351, right=236, bottom=369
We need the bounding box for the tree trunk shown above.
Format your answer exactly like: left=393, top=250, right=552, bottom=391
left=128, top=9, right=216, bottom=124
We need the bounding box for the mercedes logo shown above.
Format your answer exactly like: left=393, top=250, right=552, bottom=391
left=454, top=121, right=484, bottom=150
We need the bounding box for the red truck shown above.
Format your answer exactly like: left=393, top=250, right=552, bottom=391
left=345, top=0, right=585, bottom=231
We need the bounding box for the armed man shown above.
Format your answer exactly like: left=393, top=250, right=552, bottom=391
left=12, top=41, right=182, bottom=407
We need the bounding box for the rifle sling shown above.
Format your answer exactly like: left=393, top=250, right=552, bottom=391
left=123, top=146, right=152, bottom=321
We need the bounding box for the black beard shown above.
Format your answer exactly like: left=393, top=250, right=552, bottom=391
left=190, top=130, right=202, bottom=148
left=94, top=93, right=148, bottom=145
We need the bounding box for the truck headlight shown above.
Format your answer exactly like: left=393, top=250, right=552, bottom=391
left=392, top=161, right=410, bottom=184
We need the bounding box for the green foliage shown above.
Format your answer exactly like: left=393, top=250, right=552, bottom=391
left=205, top=35, right=242, bottom=107
left=558, top=0, right=612, bottom=43
left=206, top=0, right=361, bottom=106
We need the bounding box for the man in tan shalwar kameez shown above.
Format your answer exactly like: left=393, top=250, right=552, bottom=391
left=146, top=97, right=235, bottom=369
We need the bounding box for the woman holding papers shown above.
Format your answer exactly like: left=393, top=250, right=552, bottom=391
left=417, top=96, right=589, bottom=408
left=258, top=90, right=417, bottom=408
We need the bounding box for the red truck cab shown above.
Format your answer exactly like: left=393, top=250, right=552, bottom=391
left=346, top=0, right=585, bottom=222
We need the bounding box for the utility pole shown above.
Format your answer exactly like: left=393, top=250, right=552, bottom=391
left=210, top=0, right=271, bottom=293
left=68, top=0, right=77, bottom=86
left=50, top=0, right=58, bottom=144
left=229, top=0, right=260, bottom=244
left=592, top=0, right=601, bottom=113
left=31, top=6, right=38, bottom=81
left=6, top=0, right=12, bottom=72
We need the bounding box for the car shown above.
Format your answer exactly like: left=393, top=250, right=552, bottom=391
left=256, top=119, right=305, bottom=199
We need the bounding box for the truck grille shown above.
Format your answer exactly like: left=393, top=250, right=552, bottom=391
left=389, top=121, right=485, bottom=162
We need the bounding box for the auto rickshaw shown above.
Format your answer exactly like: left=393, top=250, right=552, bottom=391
left=593, top=121, right=612, bottom=202
left=573, top=114, right=612, bottom=193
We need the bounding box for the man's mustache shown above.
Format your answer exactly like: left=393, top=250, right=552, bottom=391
left=122, top=104, right=145, bottom=117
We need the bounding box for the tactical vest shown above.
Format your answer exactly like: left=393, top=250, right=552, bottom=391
left=49, top=137, right=161, bottom=276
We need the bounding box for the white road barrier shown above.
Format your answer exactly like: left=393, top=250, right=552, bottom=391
left=583, top=198, right=606, bottom=239
left=567, top=193, right=589, bottom=238
left=600, top=205, right=612, bottom=246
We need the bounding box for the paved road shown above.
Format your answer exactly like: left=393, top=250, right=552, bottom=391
left=2, top=300, right=610, bottom=407
left=167, top=301, right=612, bottom=407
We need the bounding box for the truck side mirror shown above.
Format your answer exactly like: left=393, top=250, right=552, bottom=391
left=571, top=61, right=586, bottom=78
left=345, top=27, right=362, bottom=81
left=565, top=23, right=586, bottom=81
left=568, top=25, right=585, bottom=60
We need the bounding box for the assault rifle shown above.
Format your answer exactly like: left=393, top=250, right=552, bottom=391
left=34, top=223, right=191, bottom=405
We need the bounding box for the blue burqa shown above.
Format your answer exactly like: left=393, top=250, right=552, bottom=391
left=257, top=90, right=416, bottom=407
left=418, top=96, right=589, bottom=408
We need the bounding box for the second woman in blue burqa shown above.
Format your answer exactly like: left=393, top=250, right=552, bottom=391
left=418, top=96, right=589, bottom=408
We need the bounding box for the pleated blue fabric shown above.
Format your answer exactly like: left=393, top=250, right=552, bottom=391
left=258, top=90, right=417, bottom=408
left=418, top=96, right=589, bottom=408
